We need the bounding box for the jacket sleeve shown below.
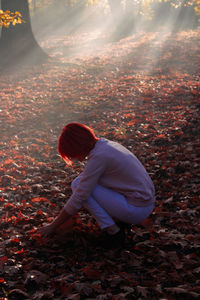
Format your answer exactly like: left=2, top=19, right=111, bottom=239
left=64, top=154, right=106, bottom=215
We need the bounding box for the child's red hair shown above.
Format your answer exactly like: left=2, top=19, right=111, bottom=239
left=58, top=123, right=98, bottom=165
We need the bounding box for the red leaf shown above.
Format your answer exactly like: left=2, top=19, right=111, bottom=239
left=3, top=158, right=14, bottom=165
left=31, top=197, right=49, bottom=202
left=126, top=120, right=135, bottom=126
left=10, top=238, right=20, bottom=243
left=0, top=256, right=8, bottom=263
left=190, top=89, right=198, bottom=95
left=156, top=134, right=165, bottom=138
left=37, top=210, right=44, bottom=215
left=4, top=203, right=15, bottom=208
left=15, top=248, right=24, bottom=255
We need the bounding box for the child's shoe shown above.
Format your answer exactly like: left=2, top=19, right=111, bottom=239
left=116, top=221, right=132, bottom=234
left=97, top=228, right=125, bottom=249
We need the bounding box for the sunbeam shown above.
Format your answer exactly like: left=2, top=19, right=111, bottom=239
left=0, top=0, right=199, bottom=73
left=28, top=0, right=199, bottom=70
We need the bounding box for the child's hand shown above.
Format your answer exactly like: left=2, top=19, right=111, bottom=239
left=37, top=224, right=54, bottom=238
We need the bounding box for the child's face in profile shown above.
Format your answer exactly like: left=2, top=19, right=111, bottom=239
left=70, top=154, right=86, bottom=162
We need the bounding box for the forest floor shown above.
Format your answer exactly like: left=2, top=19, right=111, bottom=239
left=0, top=28, right=200, bottom=299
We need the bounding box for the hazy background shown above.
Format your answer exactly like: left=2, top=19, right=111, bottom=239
left=0, top=1, right=199, bottom=73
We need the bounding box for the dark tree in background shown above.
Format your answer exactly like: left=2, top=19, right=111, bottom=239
left=149, top=0, right=198, bottom=30
left=0, top=0, right=48, bottom=69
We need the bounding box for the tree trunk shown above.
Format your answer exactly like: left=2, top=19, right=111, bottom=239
left=0, top=0, right=48, bottom=69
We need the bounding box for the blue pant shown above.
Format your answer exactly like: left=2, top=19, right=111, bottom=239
left=71, top=175, right=155, bottom=230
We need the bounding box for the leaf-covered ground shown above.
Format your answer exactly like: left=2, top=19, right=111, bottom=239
left=0, top=29, right=200, bottom=299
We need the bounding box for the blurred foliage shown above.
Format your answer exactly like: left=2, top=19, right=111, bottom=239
left=1, top=0, right=199, bottom=28
left=0, top=10, right=24, bottom=27
left=141, top=0, right=200, bottom=19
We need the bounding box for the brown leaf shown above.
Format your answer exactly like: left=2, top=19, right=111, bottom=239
left=74, top=282, right=93, bottom=296
left=24, top=270, right=49, bottom=287
left=32, top=290, right=55, bottom=300
left=8, top=289, right=29, bottom=299
left=165, top=287, right=200, bottom=298
left=137, top=286, right=148, bottom=297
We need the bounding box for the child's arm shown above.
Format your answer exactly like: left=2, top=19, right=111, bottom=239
left=38, top=208, right=72, bottom=237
